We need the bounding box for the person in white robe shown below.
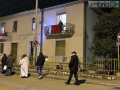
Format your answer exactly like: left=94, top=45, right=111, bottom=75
left=19, top=54, right=29, bottom=78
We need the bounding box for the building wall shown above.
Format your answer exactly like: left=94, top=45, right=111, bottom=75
left=43, top=3, right=84, bottom=62
left=0, top=1, right=98, bottom=64
left=0, top=10, right=41, bottom=64
left=85, top=4, right=99, bottom=57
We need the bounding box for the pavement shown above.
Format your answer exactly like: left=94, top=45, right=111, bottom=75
left=1, top=69, right=120, bottom=90
left=13, top=70, right=120, bottom=87
left=0, top=72, right=114, bottom=90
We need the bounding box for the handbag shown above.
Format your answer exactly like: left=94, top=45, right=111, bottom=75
left=3, top=65, right=7, bottom=70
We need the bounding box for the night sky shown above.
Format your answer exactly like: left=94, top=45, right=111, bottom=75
left=0, top=0, right=115, bottom=17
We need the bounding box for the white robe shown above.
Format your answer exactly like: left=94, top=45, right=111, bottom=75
left=19, top=57, right=29, bottom=77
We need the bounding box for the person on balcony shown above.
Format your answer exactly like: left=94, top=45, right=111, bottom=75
left=36, top=52, right=45, bottom=79
left=1, top=54, right=7, bottom=74
left=4, top=32, right=7, bottom=36
left=65, top=51, right=79, bottom=85
left=58, top=20, right=63, bottom=33
left=19, top=54, right=29, bottom=78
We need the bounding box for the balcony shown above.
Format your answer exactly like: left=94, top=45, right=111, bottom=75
left=44, top=23, right=75, bottom=39
left=0, top=32, right=11, bottom=41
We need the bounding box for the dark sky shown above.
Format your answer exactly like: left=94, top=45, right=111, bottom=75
left=0, top=0, right=79, bottom=16
left=0, top=0, right=115, bottom=17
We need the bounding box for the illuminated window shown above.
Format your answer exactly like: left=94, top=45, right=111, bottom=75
left=13, top=21, right=17, bottom=32
left=56, top=40, right=65, bottom=55
left=0, top=43, right=4, bottom=53
left=57, top=13, right=66, bottom=30
left=32, top=18, right=35, bottom=30
left=1, top=23, right=5, bottom=33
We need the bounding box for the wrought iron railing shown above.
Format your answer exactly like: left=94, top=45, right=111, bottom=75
left=44, top=56, right=118, bottom=75
left=0, top=55, right=118, bottom=75
left=44, top=23, right=75, bottom=35
left=0, top=31, right=8, bottom=36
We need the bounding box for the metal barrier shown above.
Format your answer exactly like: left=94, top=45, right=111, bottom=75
left=44, top=57, right=119, bottom=75
left=1, top=55, right=118, bottom=75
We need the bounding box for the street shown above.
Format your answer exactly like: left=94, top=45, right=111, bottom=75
left=0, top=72, right=114, bottom=90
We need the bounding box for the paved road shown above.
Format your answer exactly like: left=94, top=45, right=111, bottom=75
left=0, top=72, right=115, bottom=90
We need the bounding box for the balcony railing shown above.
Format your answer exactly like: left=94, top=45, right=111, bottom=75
left=0, top=32, right=11, bottom=41
left=44, top=23, right=75, bottom=39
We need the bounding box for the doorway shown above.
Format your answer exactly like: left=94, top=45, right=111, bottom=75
left=30, top=41, right=33, bottom=56
left=11, top=43, right=18, bottom=65
left=29, top=41, right=37, bottom=65
left=29, top=41, right=33, bottom=65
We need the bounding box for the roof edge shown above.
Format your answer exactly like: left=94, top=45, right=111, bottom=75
left=0, top=9, right=41, bottom=20
left=42, top=0, right=84, bottom=11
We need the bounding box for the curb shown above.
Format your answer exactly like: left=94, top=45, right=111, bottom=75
left=13, top=70, right=119, bottom=86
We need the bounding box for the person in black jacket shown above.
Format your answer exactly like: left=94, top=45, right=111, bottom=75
left=5, top=53, right=15, bottom=76
left=65, top=51, right=79, bottom=85
left=58, top=20, right=63, bottom=33
left=36, top=52, right=45, bottom=79
left=1, top=54, right=7, bottom=74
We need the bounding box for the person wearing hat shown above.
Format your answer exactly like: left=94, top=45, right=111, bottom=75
left=65, top=51, right=79, bottom=85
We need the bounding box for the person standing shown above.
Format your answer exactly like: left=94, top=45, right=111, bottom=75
left=19, top=54, right=29, bottom=78
left=36, top=52, right=45, bottom=79
left=58, top=20, right=63, bottom=33
left=5, top=53, right=15, bottom=76
left=1, top=54, right=7, bottom=74
left=65, top=51, right=79, bottom=85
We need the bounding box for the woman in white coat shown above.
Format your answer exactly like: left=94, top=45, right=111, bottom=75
left=19, top=54, right=29, bottom=78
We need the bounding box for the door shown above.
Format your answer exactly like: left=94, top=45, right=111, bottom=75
left=11, top=43, right=18, bottom=65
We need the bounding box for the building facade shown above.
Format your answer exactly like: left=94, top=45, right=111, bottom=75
left=0, top=1, right=102, bottom=64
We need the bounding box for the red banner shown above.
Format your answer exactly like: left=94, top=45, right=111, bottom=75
left=51, top=25, right=60, bottom=34
left=0, top=31, right=2, bottom=39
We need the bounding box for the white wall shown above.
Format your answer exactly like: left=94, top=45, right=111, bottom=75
left=0, top=10, right=42, bottom=64
left=43, top=3, right=84, bottom=62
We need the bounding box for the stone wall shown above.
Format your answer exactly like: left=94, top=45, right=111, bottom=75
left=12, top=66, right=116, bottom=80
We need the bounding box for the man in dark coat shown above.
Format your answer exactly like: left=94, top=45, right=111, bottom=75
left=58, top=20, right=63, bottom=33
left=36, top=52, right=45, bottom=79
left=65, top=51, right=79, bottom=85
left=1, top=54, right=7, bottom=74
left=5, top=53, right=15, bottom=76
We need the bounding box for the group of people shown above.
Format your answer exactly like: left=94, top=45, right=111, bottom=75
left=1, top=53, right=15, bottom=76
left=1, top=52, right=45, bottom=79
left=1, top=51, right=79, bottom=85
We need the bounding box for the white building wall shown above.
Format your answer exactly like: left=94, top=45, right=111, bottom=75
left=43, top=3, right=84, bottom=62
left=0, top=2, right=87, bottom=63
left=66, top=3, right=84, bottom=58
left=0, top=10, right=41, bottom=64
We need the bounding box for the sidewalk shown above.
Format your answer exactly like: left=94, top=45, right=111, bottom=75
left=14, top=70, right=120, bottom=87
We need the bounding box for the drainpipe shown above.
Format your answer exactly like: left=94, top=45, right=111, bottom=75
left=40, top=9, right=44, bottom=52
left=83, top=1, right=87, bottom=69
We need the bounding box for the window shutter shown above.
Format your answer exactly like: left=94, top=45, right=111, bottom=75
left=0, top=43, right=4, bottom=53
left=13, top=21, right=17, bottom=30
left=56, top=41, right=65, bottom=55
